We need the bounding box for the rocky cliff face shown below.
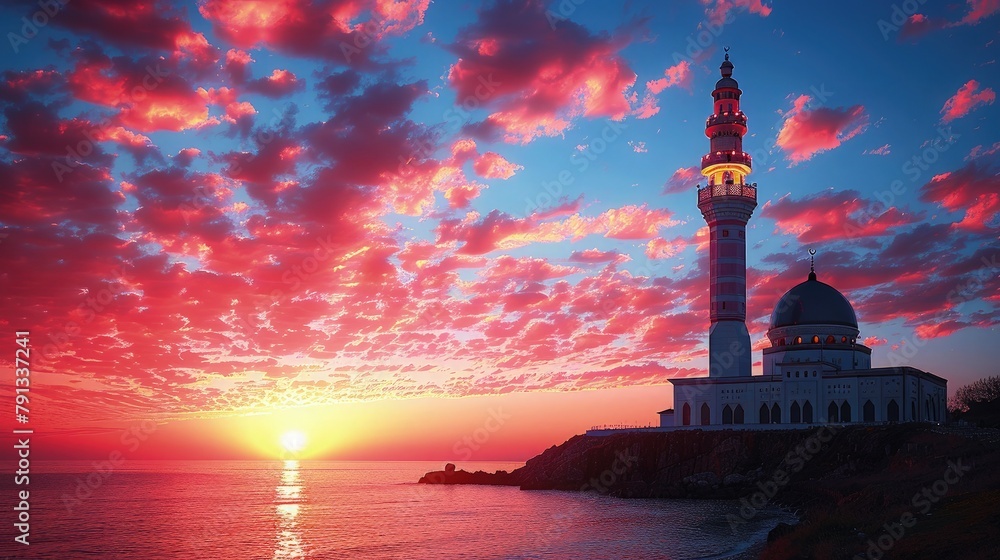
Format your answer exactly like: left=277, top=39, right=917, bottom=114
left=419, top=425, right=1000, bottom=559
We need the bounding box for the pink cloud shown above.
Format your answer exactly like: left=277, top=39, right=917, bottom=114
left=776, top=94, right=869, bottom=164
left=473, top=151, right=522, bottom=179
left=940, top=80, right=996, bottom=123
left=663, top=166, right=700, bottom=194
left=702, top=0, right=773, bottom=24
left=447, top=0, right=636, bottom=143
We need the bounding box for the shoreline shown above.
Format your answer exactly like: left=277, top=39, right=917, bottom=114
left=419, top=425, right=1000, bottom=558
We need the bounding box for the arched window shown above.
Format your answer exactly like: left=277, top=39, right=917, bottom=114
left=841, top=336, right=848, bottom=343
left=701, top=403, right=711, bottom=425
left=722, top=404, right=733, bottom=425
left=682, top=403, right=691, bottom=426
left=803, top=401, right=813, bottom=423
left=759, top=403, right=770, bottom=424
left=791, top=401, right=801, bottom=423
left=826, top=335, right=835, bottom=344
left=863, top=400, right=875, bottom=422
left=841, top=401, right=852, bottom=422
left=778, top=338, right=785, bottom=346
left=771, top=403, right=781, bottom=423
left=887, top=399, right=899, bottom=422
left=794, top=336, right=802, bottom=345
left=812, top=335, right=820, bottom=344
left=828, top=401, right=840, bottom=423
left=734, top=404, right=745, bottom=424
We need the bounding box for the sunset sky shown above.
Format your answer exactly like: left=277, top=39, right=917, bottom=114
left=1, top=0, right=998, bottom=461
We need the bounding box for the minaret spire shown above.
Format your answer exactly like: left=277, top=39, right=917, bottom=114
left=697, top=50, right=758, bottom=378
left=808, top=248, right=817, bottom=281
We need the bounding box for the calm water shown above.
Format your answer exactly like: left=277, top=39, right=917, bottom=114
left=1, top=461, right=793, bottom=559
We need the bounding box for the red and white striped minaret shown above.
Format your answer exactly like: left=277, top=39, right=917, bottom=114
left=697, top=49, right=757, bottom=377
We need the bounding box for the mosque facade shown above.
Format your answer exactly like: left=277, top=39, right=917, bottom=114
left=663, top=52, right=947, bottom=428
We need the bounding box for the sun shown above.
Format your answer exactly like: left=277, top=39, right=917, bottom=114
left=280, top=430, right=307, bottom=454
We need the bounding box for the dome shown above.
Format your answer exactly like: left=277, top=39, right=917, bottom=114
left=769, top=272, right=858, bottom=329
left=715, top=77, right=739, bottom=89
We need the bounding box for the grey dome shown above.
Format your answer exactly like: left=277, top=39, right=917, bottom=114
left=715, top=77, right=739, bottom=89
left=770, top=273, right=858, bottom=329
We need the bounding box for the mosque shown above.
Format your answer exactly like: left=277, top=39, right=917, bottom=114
left=660, top=51, right=947, bottom=428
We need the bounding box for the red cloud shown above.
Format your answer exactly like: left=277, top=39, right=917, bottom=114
left=473, top=151, right=522, bottom=179
left=958, top=0, right=1000, bottom=25
left=247, top=69, right=304, bottom=98
left=199, top=0, right=429, bottom=64
left=663, top=166, right=700, bottom=194
left=53, top=0, right=218, bottom=65
left=447, top=0, right=636, bottom=143
left=761, top=189, right=918, bottom=243
left=940, top=80, right=996, bottom=123
left=437, top=204, right=677, bottom=255
left=67, top=51, right=212, bottom=132
left=919, top=157, right=1000, bottom=230
left=702, top=0, right=772, bottom=24
left=647, top=60, right=692, bottom=94
left=634, top=60, right=691, bottom=120
left=776, top=94, right=869, bottom=164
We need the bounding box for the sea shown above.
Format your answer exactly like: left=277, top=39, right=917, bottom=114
left=1, top=461, right=795, bottom=559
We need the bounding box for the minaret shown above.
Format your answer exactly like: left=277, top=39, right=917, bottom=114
left=698, top=48, right=757, bottom=377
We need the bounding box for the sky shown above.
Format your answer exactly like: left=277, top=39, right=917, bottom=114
left=0, top=0, right=998, bottom=461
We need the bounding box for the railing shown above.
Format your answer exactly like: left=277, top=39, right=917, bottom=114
left=697, top=183, right=757, bottom=203
left=702, top=151, right=752, bottom=168
left=706, top=112, right=747, bottom=128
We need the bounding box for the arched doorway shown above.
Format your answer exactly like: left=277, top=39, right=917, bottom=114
left=803, top=401, right=813, bottom=423
left=759, top=403, right=770, bottom=424
left=887, top=399, right=899, bottom=422
left=841, top=401, right=852, bottom=423
left=828, top=401, right=839, bottom=423
left=790, top=401, right=801, bottom=423
left=722, top=405, right=733, bottom=425
left=863, top=400, right=875, bottom=422
left=682, top=403, right=691, bottom=426
left=734, top=404, right=745, bottom=424
left=771, top=403, right=781, bottom=423
left=701, top=403, right=711, bottom=425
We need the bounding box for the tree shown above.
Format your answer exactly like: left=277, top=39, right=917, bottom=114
left=948, top=375, right=1000, bottom=413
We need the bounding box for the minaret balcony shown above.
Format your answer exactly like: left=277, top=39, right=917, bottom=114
left=697, top=182, right=757, bottom=204
left=701, top=151, right=752, bottom=168
left=706, top=112, right=747, bottom=128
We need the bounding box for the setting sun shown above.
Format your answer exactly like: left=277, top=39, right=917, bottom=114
left=280, top=430, right=307, bottom=454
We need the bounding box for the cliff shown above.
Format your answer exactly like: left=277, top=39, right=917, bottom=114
left=419, top=425, right=1000, bottom=559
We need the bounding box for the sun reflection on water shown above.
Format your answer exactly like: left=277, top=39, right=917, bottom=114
left=274, top=460, right=306, bottom=559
